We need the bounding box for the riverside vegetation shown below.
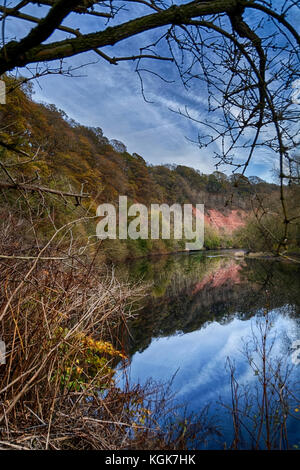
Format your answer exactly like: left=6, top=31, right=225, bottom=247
left=0, top=77, right=299, bottom=449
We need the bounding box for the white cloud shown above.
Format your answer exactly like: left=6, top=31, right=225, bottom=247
left=128, top=311, right=298, bottom=408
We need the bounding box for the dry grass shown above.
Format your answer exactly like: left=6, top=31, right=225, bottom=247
left=0, top=253, right=139, bottom=449
left=0, top=216, right=217, bottom=450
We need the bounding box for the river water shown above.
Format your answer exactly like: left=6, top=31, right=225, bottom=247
left=118, top=252, right=300, bottom=449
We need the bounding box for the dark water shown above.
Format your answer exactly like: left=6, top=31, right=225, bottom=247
left=118, top=252, right=300, bottom=449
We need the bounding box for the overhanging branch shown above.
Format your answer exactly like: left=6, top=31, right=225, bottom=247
left=0, top=0, right=240, bottom=74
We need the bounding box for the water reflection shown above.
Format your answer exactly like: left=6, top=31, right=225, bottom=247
left=119, top=254, right=299, bottom=354
left=118, top=253, right=300, bottom=449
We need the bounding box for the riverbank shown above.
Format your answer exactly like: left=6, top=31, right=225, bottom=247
left=233, top=250, right=300, bottom=263
left=116, top=247, right=300, bottom=265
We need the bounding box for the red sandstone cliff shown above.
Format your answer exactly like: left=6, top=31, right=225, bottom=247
left=194, top=206, right=246, bottom=234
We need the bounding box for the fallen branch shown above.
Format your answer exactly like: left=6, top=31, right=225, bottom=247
left=0, top=254, right=67, bottom=260
left=0, top=180, right=89, bottom=200
left=0, top=139, right=37, bottom=159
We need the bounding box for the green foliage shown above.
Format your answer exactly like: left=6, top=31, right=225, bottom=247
left=233, top=211, right=300, bottom=253
left=204, top=226, right=221, bottom=250
left=53, top=327, right=126, bottom=392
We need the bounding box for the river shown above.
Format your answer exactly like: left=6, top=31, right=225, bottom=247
left=117, top=252, right=300, bottom=449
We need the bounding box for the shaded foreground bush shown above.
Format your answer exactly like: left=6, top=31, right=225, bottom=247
left=0, top=220, right=217, bottom=450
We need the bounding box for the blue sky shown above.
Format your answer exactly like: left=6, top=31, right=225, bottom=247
left=124, top=308, right=299, bottom=447
left=3, top=1, right=299, bottom=181
left=127, top=311, right=297, bottom=406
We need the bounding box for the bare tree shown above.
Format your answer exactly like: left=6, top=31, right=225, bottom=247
left=0, top=0, right=299, bottom=251
left=223, top=309, right=299, bottom=450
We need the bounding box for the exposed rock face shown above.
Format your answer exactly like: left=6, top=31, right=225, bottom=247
left=193, top=206, right=246, bottom=236
left=205, top=209, right=246, bottom=233
left=192, top=260, right=242, bottom=295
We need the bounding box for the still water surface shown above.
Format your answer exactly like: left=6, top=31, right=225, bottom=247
left=118, top=252, right=300, bottom=449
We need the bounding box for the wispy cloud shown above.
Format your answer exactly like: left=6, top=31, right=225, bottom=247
left=4, top=6, right=276, bottom=179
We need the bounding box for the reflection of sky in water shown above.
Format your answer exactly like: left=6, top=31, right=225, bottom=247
left=124, top=308, right=299, bottom=448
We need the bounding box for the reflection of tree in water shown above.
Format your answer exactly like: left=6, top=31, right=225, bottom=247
left=242, top=259, right=300, bottom=315
left=120, top=255, right=300, bottom=356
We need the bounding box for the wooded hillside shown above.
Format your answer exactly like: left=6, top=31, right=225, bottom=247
left=0, top=77, right=287, bottom=258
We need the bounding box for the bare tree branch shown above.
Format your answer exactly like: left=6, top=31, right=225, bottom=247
left=0, top=180, right=90, bottom=200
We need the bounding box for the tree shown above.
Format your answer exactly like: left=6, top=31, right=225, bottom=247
left=110, top=139, right=127, bottom=154
left=0, top=0, right=299, bottom=252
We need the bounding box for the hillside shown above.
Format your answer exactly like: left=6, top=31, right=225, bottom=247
left=0, top=76, right=282, bottom=259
